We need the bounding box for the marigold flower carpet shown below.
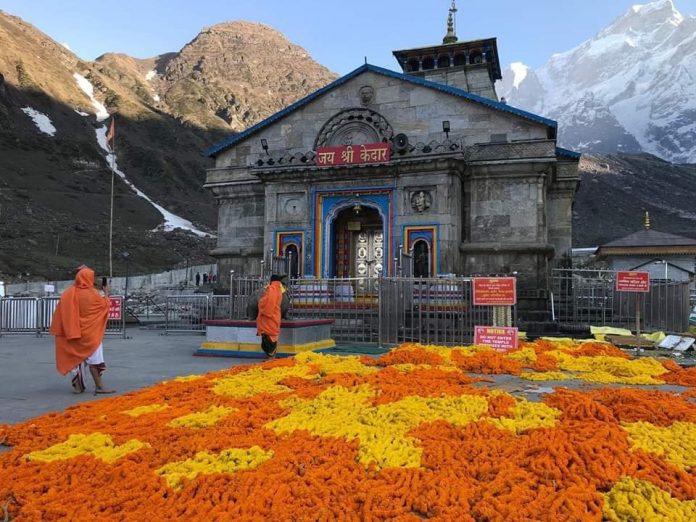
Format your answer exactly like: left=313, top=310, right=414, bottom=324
left=2, top=339, right=696, bottom=520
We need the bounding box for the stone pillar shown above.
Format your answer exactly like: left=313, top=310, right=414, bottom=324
left=208, top=180, right=265, bottom=286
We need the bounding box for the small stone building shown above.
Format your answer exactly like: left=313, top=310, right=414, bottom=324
left=205, top=10, right=580, bottom=297
left=595, top=215, right=696, bottom=282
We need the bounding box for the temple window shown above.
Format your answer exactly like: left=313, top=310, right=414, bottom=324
left=437, top=55, right=450, bottom=69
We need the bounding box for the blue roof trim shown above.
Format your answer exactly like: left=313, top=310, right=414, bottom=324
left=556, top=147, right=582, bottom=160
left=208, top=63, right=558, bottom=158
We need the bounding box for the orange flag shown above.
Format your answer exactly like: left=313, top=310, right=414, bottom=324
left=106, top=117, right=115, bottom=151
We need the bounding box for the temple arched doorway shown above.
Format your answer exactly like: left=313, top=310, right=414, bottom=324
left=284, top=243, right=300, bottom=279
left=413, top=239, right=431, bottom=278
left=331, top=205, right=384, bottom=278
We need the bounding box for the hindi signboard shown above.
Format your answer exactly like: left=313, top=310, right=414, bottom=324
left=616, top=271, right=650, bottom=293
left=315, top=143, right=391, bottom=167
left=108, top=297, right=123, bottom=320
left=474, top=326, right=519, bottom=351
left=472, top=277, right=517, bottom=306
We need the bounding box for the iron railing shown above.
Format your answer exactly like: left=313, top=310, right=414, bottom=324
left=164, top=295, right=210, bottom=333
left=0, top=297, right=126, bottom=338
left=223, top=276, right=512, bottom=346
left=552, top=269, right=691, bottom=333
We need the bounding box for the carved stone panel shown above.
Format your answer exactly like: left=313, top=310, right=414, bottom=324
left=277, top=192, right=307, bottom=221
left=405, top=187, right=436, bottom=214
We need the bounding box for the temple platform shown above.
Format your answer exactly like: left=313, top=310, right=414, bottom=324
left=196, top=319, right=335, bottom=358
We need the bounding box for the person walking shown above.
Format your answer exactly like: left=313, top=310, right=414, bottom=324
left=256, top=274, right=286, bottom=357
left=50, top=266, right=115, bottom=394
left=195, top=272, right=201, bottom=286
left=203, top=273, right=208, bottom=284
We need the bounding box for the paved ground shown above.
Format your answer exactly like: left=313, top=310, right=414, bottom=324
left=1, top=329, right=690, bottom=431
left=0, top=329, right=255, bottom=426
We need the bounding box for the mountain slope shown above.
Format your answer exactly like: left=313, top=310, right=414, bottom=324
left=0, top=13, right=337, bottom=281
left=575, top=154, right=696, bottom=246
left=498, top=0, right=696, bottom=163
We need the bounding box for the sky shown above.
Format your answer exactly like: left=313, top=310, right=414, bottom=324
left=2, top=0, right=695, bottom=74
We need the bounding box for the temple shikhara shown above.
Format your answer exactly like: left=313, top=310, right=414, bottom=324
left=205, top=2, right=580, bottom=299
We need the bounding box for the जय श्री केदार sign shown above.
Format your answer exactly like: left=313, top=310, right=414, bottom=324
left=315, top=143, right=391, bottom=166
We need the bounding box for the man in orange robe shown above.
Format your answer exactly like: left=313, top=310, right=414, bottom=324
left=256, top=274, right=286, bottom=357
left=50, top=266, right=115, bottom=394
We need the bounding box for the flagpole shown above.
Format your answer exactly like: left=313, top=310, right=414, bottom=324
left=108, top=116, right=115, bottom=278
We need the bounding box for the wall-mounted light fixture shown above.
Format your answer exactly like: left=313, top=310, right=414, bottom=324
left=442, top=120, right=450, bottom=139
left=260, top=138, right=269, bottom=155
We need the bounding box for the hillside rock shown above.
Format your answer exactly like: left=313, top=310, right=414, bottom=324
left=575, top=153, right=696, bottom=246
left=0, top=13, right=336, bottom=281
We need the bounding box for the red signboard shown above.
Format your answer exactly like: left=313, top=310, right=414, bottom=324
left=472, top=277, right=517, bottom=306
left=616, top=271, right=650, bottom=293
left=474, top=326, right=519, bottom=352
left=108, top=297, right=123, bottom=320
left=315, top=143, right=391, bottom=166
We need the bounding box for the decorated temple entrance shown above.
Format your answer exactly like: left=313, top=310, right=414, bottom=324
left=332, top=206, right=384, bottom=278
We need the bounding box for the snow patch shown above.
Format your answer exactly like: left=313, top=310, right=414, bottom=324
left=145, top=70, right=156, bottom=81
left=510, top=62, right=529, bottom=89
left=94, top=125, right=210, bottom=237
left=61, top=42, right=71, bottom=51
left=73, top=73, right=109, bottom=121
left=74, top=109, right=89, bottom=116
left=153, top=94, right=160, bottom=102
left=21, top=107, right=56, bottom=136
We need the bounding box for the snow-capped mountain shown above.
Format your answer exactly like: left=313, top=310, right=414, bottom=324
left=498, top=0, right=696, bottom=163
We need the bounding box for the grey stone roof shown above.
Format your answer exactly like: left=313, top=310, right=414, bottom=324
left=601, top=229, right=696, bottom=248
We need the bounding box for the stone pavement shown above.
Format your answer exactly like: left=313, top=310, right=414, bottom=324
left=0, top=329, right=255, bottom=426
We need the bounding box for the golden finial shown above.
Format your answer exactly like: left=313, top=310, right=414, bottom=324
left=443, top=1, right=458, bottom=44
left=644, top=210, right=651, bottom=230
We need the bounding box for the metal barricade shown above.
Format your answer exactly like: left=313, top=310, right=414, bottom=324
left=39, top=297, right=60, bottom=333
left=209, top=295, right=232, bottom=320
left=552, top=269, right=691, bottom=332
left=0, top=297, right=40, bottom=336
left=0, top=296, right=125, bottom=338
left=378, top=277, right=497, bottom=346
left=290, top=277, right=380, bottom=344
left=230, top=278, right=266, bottom=319
left=164, top=295, right=209, bottom=333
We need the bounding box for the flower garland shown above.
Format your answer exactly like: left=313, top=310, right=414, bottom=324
left=0, top=339, right=694, bottom=520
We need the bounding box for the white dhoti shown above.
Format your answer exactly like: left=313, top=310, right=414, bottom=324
left=70, top=343, right=106, bottom=390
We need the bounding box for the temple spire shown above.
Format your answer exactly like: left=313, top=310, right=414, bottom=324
left=443, top=0, right=458, bottom=44
left=644, top=210, right=651, bottom=230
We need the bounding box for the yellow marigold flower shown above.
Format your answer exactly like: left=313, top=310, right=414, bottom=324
left=168, top=405, right=237, bottom=429
left=266, top=385, right=559, bottom=470
left=295, top=352, right=379, bottom=376
left=157, top=446, right=273, bottom=490
left=122, top=403, right=169, bottom=417
left=26, top=433, right=148, bottom=464
left=506, top=347, right=537, bottom=364
left=213, top=365, right=315, bottom=398
left=488, top=399, right=561, bottom=434
left=520, top=371, right=572, bottom=381
left=173, top=374, right=204, bottom=382
left=604, top=477, right=696, bottom=521
left=623, top=421, right=696, bottom=469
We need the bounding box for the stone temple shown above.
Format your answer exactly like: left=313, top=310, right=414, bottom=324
left=205, top=5, right=580, bottom=304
